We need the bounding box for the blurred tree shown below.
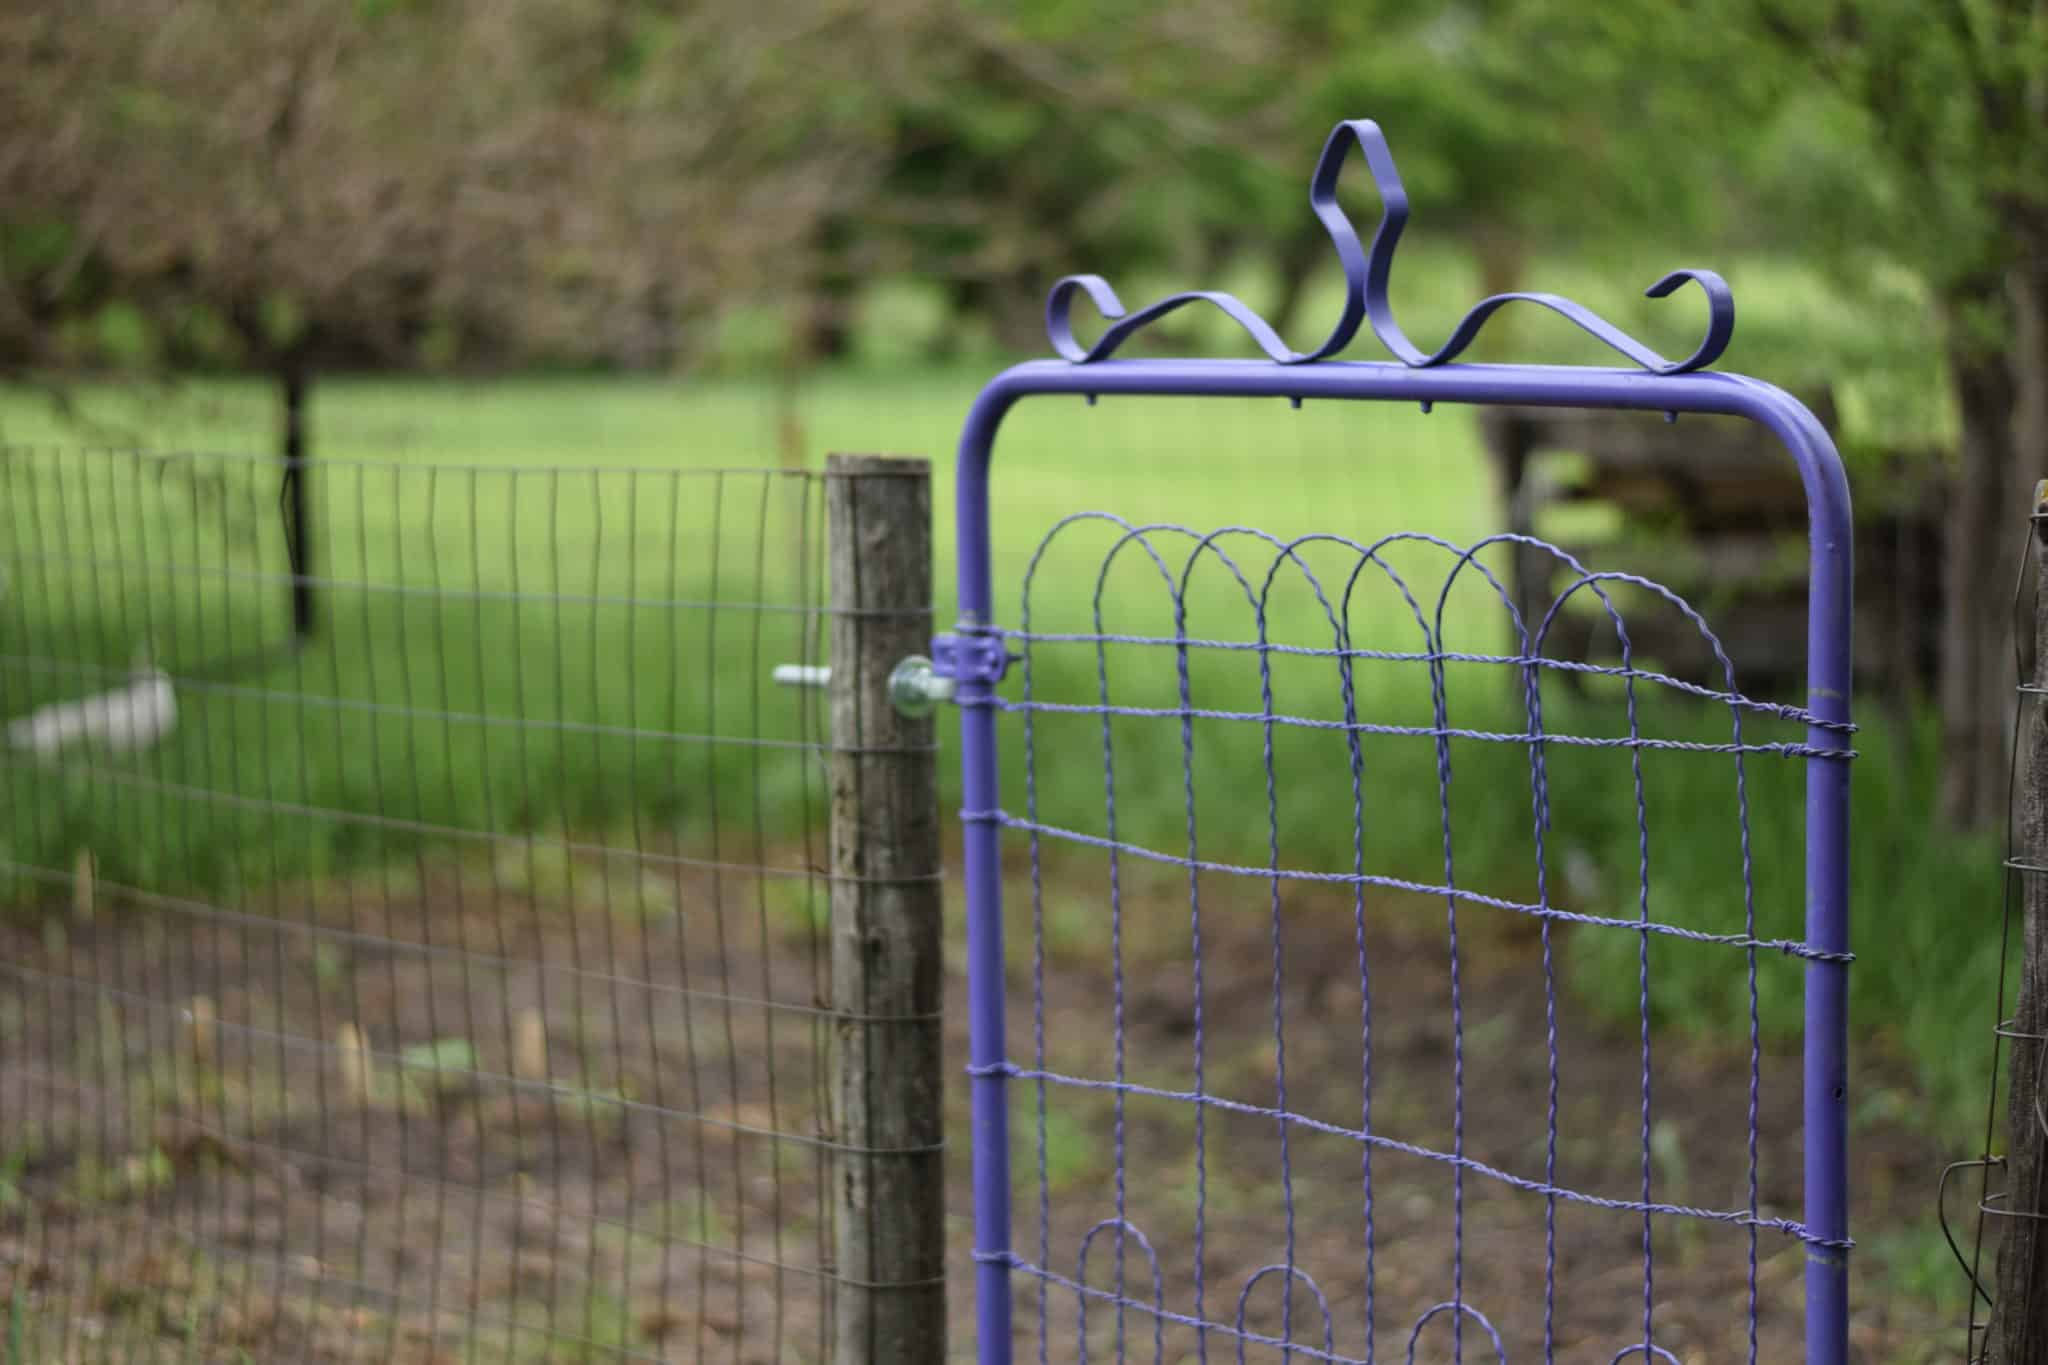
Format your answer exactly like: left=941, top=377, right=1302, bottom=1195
left=1494, top=0, right=2046, bottom=831
left=0, top=0, right=887, bottom=615
left=1246, top=4, right=1579, bottom=343
left=1, top=0, right=2036, bottom=823
left=855, top=1, right=1742, bottom=358
left=787, top=0, right=1280, bottom=361
left=1727, top=0, right=2045, bottom=833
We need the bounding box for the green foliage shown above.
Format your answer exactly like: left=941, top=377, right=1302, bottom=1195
left=67, top=1146, right=174, bottom=1206
left=398, top=1037, right=478, bottom=1079
left=1564, top=707, right=2005, bottom=1136
left=1019, top=1103, right=1104, bottom=1194
left=5, top=0, right=2027, bottom=467
left=0, top=1146, right=24, bottom=1213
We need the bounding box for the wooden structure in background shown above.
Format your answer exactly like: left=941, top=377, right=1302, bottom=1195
left=1479, top=389, right=1944, bottom=701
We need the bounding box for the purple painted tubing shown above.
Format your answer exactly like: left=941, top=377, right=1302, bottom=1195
left=953, top=356, right=1852, bottom=1365
left=960, top=687, right=1012, bottom=1358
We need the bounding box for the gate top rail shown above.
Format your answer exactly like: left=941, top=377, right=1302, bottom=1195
left=952, top=362, right=1848, bottom=646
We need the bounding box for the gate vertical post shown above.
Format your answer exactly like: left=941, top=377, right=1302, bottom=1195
left=827, top=454, right=946, bottom=1365
left=1798, top=398, right=1855, bottom=1365
left=957, top=395, right=1015, bottom=1364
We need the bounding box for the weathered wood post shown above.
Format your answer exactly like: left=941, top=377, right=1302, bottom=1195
left=826, top=454, right=945, bottom=1364
left=1992, top=483, right=2048, bottom=1362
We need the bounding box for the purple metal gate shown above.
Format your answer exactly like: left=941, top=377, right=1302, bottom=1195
left=930, top=121, right=1853, bottom=1363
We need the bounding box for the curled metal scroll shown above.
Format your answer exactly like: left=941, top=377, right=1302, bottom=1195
left=1047, top=118, right=1734, bottom=374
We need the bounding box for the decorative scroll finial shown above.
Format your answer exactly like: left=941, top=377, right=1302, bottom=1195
left=1046, top=119, right=1734, bottom=374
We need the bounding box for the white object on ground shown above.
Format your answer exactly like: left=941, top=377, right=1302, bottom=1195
left=6, top=668, right=178, bottom=757
left=771, top=664, right=832, bottom=688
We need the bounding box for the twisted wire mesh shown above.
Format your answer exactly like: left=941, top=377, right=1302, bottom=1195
left=977, top=513, right=1852, bottom=1364
left=0, top=445, right=850, bottom=1362
left=1951, top=511, right=2048, bottom=1362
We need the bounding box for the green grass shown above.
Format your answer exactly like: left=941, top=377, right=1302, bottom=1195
left=0, top=364, right=1500, bottom=898
left=0, top=255, right=1998, bottom=1166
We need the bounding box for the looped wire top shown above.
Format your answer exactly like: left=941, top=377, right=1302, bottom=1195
left=1047, top=119, right=1735, bottom=375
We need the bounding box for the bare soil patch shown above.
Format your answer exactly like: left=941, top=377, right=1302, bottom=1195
left=0, top=853, right=1938, bottom=1361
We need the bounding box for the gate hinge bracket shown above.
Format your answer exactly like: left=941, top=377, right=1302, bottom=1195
left=886, top=633, right=1018, bottom=718
left=930, top=632, right=1017, bottom=687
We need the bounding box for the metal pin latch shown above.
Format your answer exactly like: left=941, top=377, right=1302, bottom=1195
left=894, top=632, right=1017, bottom=718
left=886, top=656, right=953, bottom=718
left=772, top=659, right=955, bottom=718
left=776, top=634, right=1015, bottom=719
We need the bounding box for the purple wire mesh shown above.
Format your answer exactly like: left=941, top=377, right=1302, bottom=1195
left=968, top=513, right=1854, bottom=1364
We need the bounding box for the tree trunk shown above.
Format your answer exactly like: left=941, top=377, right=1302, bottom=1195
left=1267, top=220, right=1328, bottom=343
left=799, top=282, right=857, bottom=364
left=1469, top=222, right=1527, bottom=361
left=1940, top=322, right=2022, bottom=830
left=2016, top=257, right=2048, bottom=691
left=280, top=358, right=315, bottom=640
left=799, top=214, right=860, bottom=365
left=1989, top=483, right=2048, bottom=1364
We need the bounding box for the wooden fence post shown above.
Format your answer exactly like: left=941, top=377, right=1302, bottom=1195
left=827, top=454, right=945, bottom=1365
left=282, top=361, right=315, bottom=639
left=1993, top=484, right=2048, bottom=1362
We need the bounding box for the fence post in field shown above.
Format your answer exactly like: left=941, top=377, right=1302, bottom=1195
left=826, top=453, right=945, bottom=1364
left=1994, top=486, right=2048, bottom=1362
left=282, top=361, right=315, bottom=639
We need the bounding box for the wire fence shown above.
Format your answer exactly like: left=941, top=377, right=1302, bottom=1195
left=980, top=513, right=1852, bottom=1363
left=0, top=437, right=1888, bottom=1363
left=1949, top=504, right=2048, bottom=1362
left=0, top=446, right=854, bottom=1362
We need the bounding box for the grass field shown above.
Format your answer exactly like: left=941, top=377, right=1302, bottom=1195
left=0, top=336, right=2002, bottom=1345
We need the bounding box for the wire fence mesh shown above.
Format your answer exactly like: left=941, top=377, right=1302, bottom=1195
left=0, top=446, right=851, bottom=1362
left=978, top=513, right=1853, bottom=1363
left=1949, top=506, right=2048, bottom=1362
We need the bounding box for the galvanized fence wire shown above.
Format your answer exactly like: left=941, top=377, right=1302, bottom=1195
left=971, top=513, right=1854, bottom=1364
left=1949, top=512, right=2048, bottom=1363
left=0, top=445, right=862, bottom=1362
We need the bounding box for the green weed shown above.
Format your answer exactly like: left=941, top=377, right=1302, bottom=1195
left=1018, top=1103, right=1105, bottom=1194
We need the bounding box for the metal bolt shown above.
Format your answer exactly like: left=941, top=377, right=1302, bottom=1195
left=888, top=655, right=954, bottom=718
left=771, top=664, right=831, bottom=689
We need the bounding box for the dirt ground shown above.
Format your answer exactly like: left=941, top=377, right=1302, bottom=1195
left=0, top=848, right=1943, bottom=1363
